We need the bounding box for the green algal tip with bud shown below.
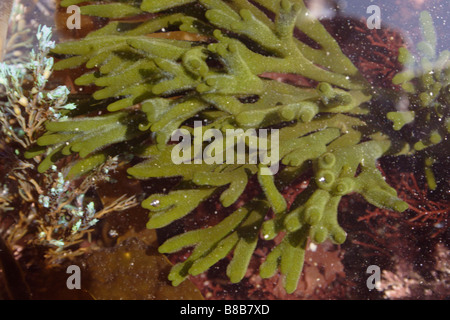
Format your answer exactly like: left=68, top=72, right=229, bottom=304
left=31, top=0, right=447, bottom=293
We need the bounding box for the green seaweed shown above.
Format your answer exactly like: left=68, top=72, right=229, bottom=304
left=34, top=0, right=448, bottom=293
left=384, top=11, right=449, bottom=189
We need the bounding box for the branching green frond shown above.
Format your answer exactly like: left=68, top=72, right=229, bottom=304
left=159, top=200, right=268, bottom=285
left=32, top=0, right=445, bottom=294
left=36, top=111, right=148, bottom=172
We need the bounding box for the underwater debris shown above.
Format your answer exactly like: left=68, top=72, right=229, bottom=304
left=11, top=0, right=449, bottom=294
left=377, top=243, right=450, bottom=300
left=81, top=235, right=204, bottom=300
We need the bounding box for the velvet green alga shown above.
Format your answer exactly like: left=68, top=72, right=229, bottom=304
left=29, top=0, right=449, bottom=293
